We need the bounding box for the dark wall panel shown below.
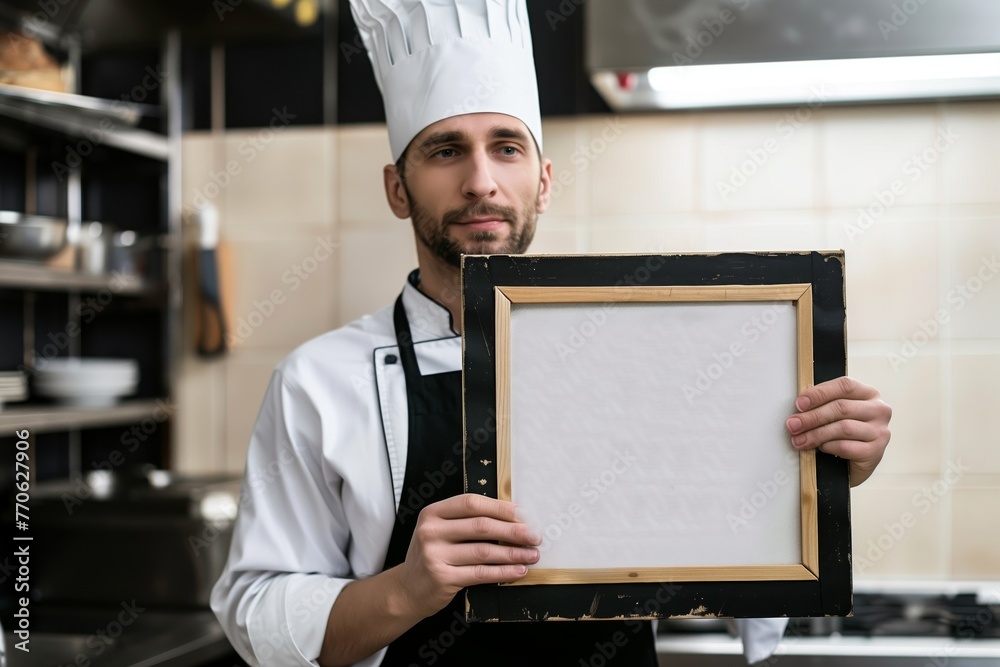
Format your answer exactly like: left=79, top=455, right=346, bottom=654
left=225, top=37, right=325, bottom=128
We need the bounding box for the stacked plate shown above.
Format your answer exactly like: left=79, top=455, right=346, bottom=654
left=34, top=359, right=139, bottom=408
left=0, top=371, right=28, bottom=409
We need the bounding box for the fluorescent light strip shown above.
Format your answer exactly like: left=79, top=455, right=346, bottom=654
left=640, top=52, right=1000, bottom=107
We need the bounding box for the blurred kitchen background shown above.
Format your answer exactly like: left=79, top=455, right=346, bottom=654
left=0, top=0, right=998, bottom=665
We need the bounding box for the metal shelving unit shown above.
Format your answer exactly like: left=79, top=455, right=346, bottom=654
left=0, top=260, right=149, bottom=293
left=0, top=31, right=182, bottom=475
left=0, top=82, right=169, bottom=160
left=0, top=399, right=168, bottom=435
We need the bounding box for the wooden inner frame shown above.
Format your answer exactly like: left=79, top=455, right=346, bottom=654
left=493, top=284, right=818, bottom=585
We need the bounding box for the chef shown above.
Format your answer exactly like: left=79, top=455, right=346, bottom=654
left=211, top=1, right=893, bottom=665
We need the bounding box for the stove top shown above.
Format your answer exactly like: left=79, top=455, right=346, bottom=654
left=786, top=592, right=1000, bottom=639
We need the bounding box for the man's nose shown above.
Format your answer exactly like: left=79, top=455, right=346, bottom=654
left=462, top=151, right=499, bottom=199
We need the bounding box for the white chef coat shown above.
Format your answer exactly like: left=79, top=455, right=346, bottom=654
left=210, top=275, right=789, bottom=666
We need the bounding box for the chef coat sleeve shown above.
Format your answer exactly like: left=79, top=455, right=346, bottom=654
left=211, top=369, right=358, bottom=667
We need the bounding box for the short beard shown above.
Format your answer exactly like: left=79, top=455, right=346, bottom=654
left=406, top=186, right=537, bottom=269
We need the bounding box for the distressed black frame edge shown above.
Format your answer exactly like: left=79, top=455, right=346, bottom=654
left=462, top=251, right=851, bottom=622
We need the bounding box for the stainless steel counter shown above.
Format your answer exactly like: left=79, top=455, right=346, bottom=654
left=3, top=608, right=233, bottom=667
left=657, top=634, right=1000, bottom=666
left=658, top=580, right=1000, bottom=666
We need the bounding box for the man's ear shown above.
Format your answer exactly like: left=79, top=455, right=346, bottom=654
left=535, top=157, right=554, bottom=215
left=384, top=164, right=411, bottom=219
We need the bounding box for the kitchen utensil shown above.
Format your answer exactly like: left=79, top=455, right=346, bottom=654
left=78, top=221, right=109, bottom=275
left=193, top=204, right=232, bottom=356
left=108, top=229, right=158, bottom=279
left=0, top=211, right=68, bottom=259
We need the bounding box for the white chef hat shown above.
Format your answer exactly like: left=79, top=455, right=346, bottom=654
left=349, top=0, right=543, bottom=162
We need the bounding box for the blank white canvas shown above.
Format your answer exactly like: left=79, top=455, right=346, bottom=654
left=508, top=301, right=802, bottom=570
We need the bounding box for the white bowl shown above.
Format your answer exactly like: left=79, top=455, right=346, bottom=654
left=34, top=387, right=137, bottom=401
left=34, top=378, right=137, bottom=395
left=34, top=375, right=137, bottom=389
left=33, top=383, right=137, bottom=407
left=35, top=358, right=138, bottom=377
left=32, top=359, right=139, bottom=407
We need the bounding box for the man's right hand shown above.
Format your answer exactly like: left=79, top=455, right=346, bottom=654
left=394, top=493, right=542, bottom=619
left=321, top=494, right=540, bottom=666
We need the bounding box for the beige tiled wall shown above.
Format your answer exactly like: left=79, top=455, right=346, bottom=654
left=177, top=100, right=1000, bottom=579
left=177, top=127, right=339, bottom=474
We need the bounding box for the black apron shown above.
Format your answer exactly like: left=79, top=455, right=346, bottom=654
left=380, top=293, right=657, bottom=667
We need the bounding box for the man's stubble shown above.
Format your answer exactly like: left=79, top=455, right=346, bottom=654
left=405, top=183, right=538, bottom=268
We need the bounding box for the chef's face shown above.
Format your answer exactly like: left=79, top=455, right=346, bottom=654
left=385, top=113, right=552, bottom=268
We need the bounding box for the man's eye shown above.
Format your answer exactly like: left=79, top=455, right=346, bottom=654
left=435, top=148, right=456, bottom=158
left=500, top=146, right=519, bottom=156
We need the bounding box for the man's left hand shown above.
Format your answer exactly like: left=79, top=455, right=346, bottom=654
left=785, top=377, right=892, bottom=486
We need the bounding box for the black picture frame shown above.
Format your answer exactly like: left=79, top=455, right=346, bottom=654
left=461, top=251, right=850, bottom=621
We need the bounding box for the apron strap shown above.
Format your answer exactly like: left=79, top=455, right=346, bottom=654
left=392, top=293, right=422, bottom=396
